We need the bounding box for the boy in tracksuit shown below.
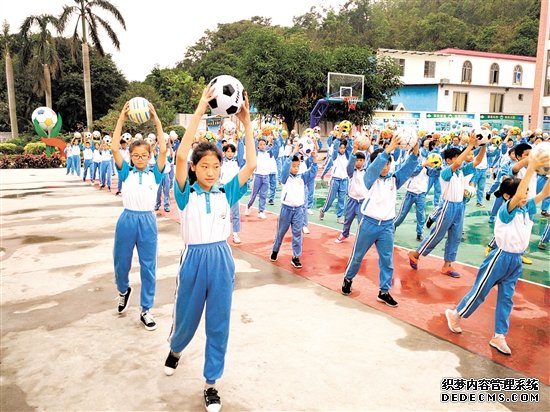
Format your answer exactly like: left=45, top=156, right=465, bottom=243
left=409, top=133, right=485, bottom=278
left=341, top=136, right=419, bottom=307
left=245, top=137, right=280, bottom=219
left=334, top=143, right=368, bottom=243
left=394, top=156, right=431, bottom=241
left=270, top=144, right=318, bottom=269
left=319, top=139, right=351, bottom=223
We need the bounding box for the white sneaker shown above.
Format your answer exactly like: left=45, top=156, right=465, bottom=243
left=302, top=226, right=310, bottom=234
left=337, top=217, right=345, bottom=224
left=489, top=334, right=511, bottom=355
left=307, top=209, right=313, bottom=215
left=233, top=233, right=241, bottom=244
left=245, top=206, right=250, bottom=216
left=258, top=212, right=267, bottom=219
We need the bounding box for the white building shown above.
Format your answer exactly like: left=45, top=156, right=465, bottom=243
left=377, top=48, right=536, bottom=130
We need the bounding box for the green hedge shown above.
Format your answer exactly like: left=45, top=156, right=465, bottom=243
left=24, top=142, right=47, bottom=154
left=0, top=153, right=64, bottom=169
left=0, top=143, right=23, bottom=154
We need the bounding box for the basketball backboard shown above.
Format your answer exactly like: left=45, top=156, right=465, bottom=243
left=327, top=72, right=365, bottom=103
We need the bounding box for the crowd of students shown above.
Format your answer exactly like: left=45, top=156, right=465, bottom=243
left=64, top=91, right=549, bottom=411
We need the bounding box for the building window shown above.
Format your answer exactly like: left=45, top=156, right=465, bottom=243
left=513, top=65, right=522, bottom=85
left=424, top=61, right=436, bottom=78
left=490, top=63, right=499, bottom=84
left=453, top=92, right=468, bottom=111
left=545, top=51, right=550, bottom=96
left=444, top=90, right=449, bottom=96
left=394, top=58, right=405, bottom=76
left=461, top=61, right=472, bottom=82
left=490, top=93, right=504, bottom=112
left=518, top=94, right=523, bottom=101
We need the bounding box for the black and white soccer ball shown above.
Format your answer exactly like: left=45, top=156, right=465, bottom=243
left=476, top=127, right=491, bottom=146
left=207, top=75, right=244, bottom=117
left=121, top=132, right=132, bottom=143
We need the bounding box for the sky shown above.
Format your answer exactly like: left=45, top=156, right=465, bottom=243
left=4, top=0, right=345, bottom=81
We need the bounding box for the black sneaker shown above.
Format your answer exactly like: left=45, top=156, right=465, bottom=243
left=115, top=191, right=121, bottom=196
left=140, top=311, right=157, bottom=331
left=268, top=199, right=274, bottom=205
left=541, top=211, right=550, bottom=218
left=485, top=192, right=491, bottom=201
left=270, top=251, right=278, bottom=261
left=341, top=278, right=352, bottom=295
left=164, top=351, right=180, bottom=376
left=291, top=256, right=302, bottom=269
left=416, top=234, right=423, bottom=241
left=164, top=206, right=170, bottom=212
left=377, top=291, right=398, bottom=307
left=100, top=184, right=105, bottom=189
left=426, top=217, right=434, bottom=229
left=204, top=387, right=222, bottom=412
left=117, top=287, right=132, bottom=314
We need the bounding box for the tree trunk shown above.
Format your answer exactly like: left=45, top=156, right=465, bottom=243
left=6, top=52, right=18, bottom=139
left=82, top=42, right=93, bottom=132
left=44, top=64, right=52, bottom=108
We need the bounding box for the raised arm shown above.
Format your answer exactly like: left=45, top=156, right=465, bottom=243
left=236, top=92, right=257, bottom=186
left=450, top=132, right=476, bottom=172
left=473, top=144, right=487, bottom=167
left=175, top=87, right=214, bottom=191
left=111, top=102, right=129, bottom=170
left=150, top=103, right=166, bottom=172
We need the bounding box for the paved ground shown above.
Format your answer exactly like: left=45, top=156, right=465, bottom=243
left=1, top=169, right=548, bottom=411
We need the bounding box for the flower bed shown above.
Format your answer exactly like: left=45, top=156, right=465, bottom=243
left=0, top=153, right=64, bottom=169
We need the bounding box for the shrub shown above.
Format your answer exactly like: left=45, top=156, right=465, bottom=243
left=24, top=142, right=47, bottom=154
left=0, top=153, right=63, bottom=169
left=0, top=143, right=21, bottom=154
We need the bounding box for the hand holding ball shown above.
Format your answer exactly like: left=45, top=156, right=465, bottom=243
left=207, top=75, right=244, bottom=117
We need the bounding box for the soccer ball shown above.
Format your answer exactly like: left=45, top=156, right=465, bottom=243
left=529, top=141, right=550, bottom=176
left=492, top=136, right=502, bottom=146
left=464, top=185, right=476, bottom=201
left=92, top=130, right=101, bottom=138
left=476, top=127, right=491, bottom=146
left=73, top=132, right=82, bottom=139
left=205, top=131, right=216, bottom=142
left=147, top=133, right=157, bottom=142
left=440, top=135, right=451, bottom=145
left=135, top=133, right=143, bottom=140
left=339, top=120, right=352, bottom=134
left=397, top=128, right=418, bottom=150
left=299, top=136, right=315, bottom=156
left=169, top=130, right=178, bottom=140
left=386, top=120, right=397, bottom=130
left=534, top=128, right=543, bottom=137
left=207, top=75, right=244, bottom=116
left=510, top=126, right=522, bottom=136
left=103, top=135, right=112, bottom=144
left=427, top=152, right=443, bottom=168
left=381, top=129, right=393, bottom=139
left=32, top=106, right=58, bottom=132
left=121, top=133, right=132, bottom=143
left=128, top=97, right=151, bottom=124
left=223, top=121, right=237, bottom=139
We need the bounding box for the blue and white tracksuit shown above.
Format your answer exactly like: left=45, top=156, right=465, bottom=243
left=424, top=148, right=442, bottom=206
left=100, top=150, right=113, bottom=187
left=321, top=144, right=351, bottom=218
left=71, top=144, right=82, bottom=176
left=65, top=146, right=74, bottom=174
left=155, top=162, right=172, bottom=210
left=272, top=158, right=318, bottom=256
left=91, top=148, right=102, bottom=182
left=113, top=161, right=163, bottom=311
left=247, top=139, right=279, bottom=213
left=169, top=174, right=247, bottom=385
left=416, top=163, right=475, bottom=262
left=340, top=154, right=368, bottom=238
left=488, top=160, right=514, bottom=223
left=455, top=200, right=536, bottom=335
left=82, top=147, right=93, bottom=181
left=344, top=151, right=419, bottom=292
left=536, top=174, right=550, bottom=212
left=394, top=164, right=428, bottom=237
left=220, top=152, right=244, bottom=233
left=471, top=147, right=488, bottom=204
left=540, top=220, right=550, bottom=244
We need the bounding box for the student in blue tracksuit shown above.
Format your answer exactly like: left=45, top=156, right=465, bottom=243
left=394, top=157, right=431, bottom=241
left=486, top=148, right=516, bottom=224
left=82, top=141, right=94, bottom=182
left=154, top=140, right=173, bottom=211
left=90, top=142, right=101, bottom=184
left=164, top=87, right=257, bottom=412
left=539, top=220, right=550, bottom=250
left=334, top=142, right=367, bottom=244
left=445, top=159, right=550, bottom=355
left=115, top=139, right=130, bottom=196
left=319, top=139, right=351, bottom=223
left=270, top=142, right=318, bottom=269
left=409, top=133, right=485, bottom=278
left=111, top=100, right=166, bottom=331
left=341, top=136, right=419, bottom=307
left=99, top=142, right=113, bottom=190
left=425, top=140, right=442, bottom=207
left=70, top=138, right=82, bottom=177
left=245, top=135, right=279, bottom=219
left=220, top=141, right=245, bottom=244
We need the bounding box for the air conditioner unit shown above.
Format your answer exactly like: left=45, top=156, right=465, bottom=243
left=439, top=78, right=450, bottom=84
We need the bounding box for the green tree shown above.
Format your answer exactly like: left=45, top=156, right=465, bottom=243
left=144, top=66, right=206, bottom=114
left=58, top=0, right=126, bottom=131
left=19, top=14, right=61, bottom=109
left=1, top=21, right=18, bottom=138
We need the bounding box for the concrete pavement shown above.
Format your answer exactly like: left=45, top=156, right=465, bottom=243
left=1, top=169, right=547, bottom=411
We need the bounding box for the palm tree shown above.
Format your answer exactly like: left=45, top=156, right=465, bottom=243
left=58, top=0, right=126, bottom=132
left=20, top=14, right=62, bottom=109
left=1, top=21, right=19, bottom=139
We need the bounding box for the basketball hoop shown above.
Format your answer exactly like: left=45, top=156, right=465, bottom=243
left=343, top=96, right=359, bottom=111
